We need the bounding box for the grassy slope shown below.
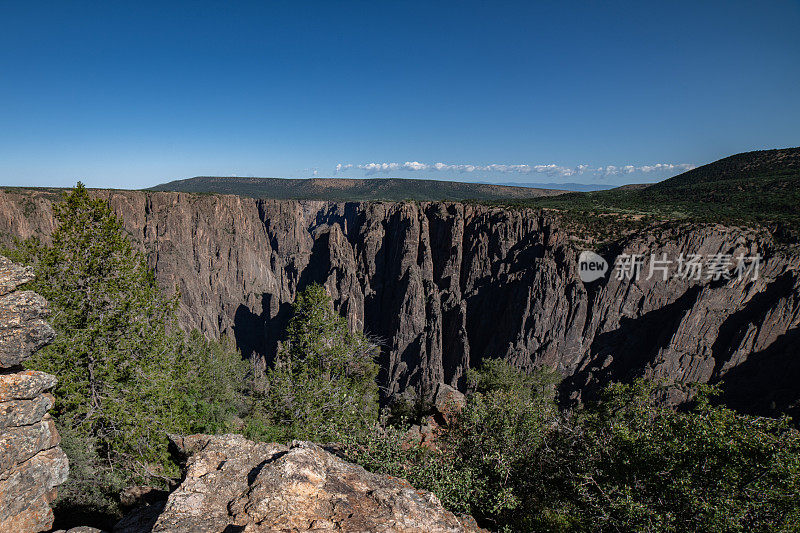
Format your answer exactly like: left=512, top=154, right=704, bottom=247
left=502, top=148, right=800, bottom=236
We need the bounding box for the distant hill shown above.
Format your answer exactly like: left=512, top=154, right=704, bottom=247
left=650, top=148, right=800, bottom=190
left=518, top=147, right=800, bottom=234
left=149, top=177, right=568, bottom=202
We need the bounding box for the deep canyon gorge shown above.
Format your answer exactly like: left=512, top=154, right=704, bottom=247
left=2, top=188, right=798, bottom=417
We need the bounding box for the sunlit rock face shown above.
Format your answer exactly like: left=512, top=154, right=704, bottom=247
left=115, top=434, right=484, bottom=533
left=0, top=256, right=68, bottom=533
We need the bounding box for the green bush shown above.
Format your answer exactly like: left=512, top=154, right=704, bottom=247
left=444, top=360, right=561, bottom=529
left=558, top=381, right=800, bottom=532
left=342, top=367, right=800, bottom=532
left=341, top=360, right=563, bottom=532
left=338, top=423, right=478, bottom=516
left=177, top=331, right=250, bottom=434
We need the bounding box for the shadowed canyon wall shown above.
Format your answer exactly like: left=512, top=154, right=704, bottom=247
left=1, top=189, right=798, bottom=416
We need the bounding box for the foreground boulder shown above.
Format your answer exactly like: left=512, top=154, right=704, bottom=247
left=116, top=434, right=483, bottom=533
left=0, top=256, right=68, bottom=532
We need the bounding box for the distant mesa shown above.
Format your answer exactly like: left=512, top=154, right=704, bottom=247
left=148, top=176, right=570, bottom=202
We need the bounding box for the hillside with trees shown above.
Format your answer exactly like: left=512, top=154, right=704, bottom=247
left=514, top=147, right=800, bottom=238
left=148, top=176, right=567, bottom=202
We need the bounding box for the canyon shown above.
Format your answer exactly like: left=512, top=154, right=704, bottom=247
left=1, top=188, right=798, bottom=416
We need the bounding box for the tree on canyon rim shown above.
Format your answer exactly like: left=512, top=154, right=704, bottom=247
left=8, top=183, right=247, bottom=518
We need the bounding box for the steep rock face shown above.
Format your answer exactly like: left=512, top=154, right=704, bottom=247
left=562, top=229, right=800, bottom=413
left=115, top=434, right=484, bottom=533
left=0, top=256, right=68, bottom=533
left=1, top=190, right=798, bottom=416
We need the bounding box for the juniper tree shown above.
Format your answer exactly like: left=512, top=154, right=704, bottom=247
left=10, top=183, right=248, bottom=520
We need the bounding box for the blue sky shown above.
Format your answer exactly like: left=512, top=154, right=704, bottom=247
left=1, top=1, right=798, bottom=189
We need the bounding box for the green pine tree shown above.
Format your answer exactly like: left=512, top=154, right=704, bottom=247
left=9, top=183, right=248, bottom=522
left=246, top=283, right=379, bottom=443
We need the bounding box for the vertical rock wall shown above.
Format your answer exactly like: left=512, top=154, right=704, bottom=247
left=1, top=190, right=799, bottom=417
left=0, top=256, right=68, bottom=532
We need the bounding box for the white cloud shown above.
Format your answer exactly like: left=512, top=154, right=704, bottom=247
left=334, top=160, right=696, bottom=178
left=404, top=161, right=427, bottom=171
left=638, top=163, right=695, bottom=173
left=337, top=161, right=576, bottom=176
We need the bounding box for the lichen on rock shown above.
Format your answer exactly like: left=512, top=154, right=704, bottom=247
left=0, top=255, right=67, bottom=533
left=116, top=434, right=484, bottom=533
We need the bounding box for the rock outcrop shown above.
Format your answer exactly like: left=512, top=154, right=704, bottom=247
left=431, top=382, right=466, bottom=427
left=115, top=434, right=483, bottom=533
left=0, top=256, right=68, bottom=532
left=1, top=190, right=799, bottom=417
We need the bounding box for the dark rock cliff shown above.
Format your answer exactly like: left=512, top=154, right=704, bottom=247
left=1, top=189, right=798, bottom=416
